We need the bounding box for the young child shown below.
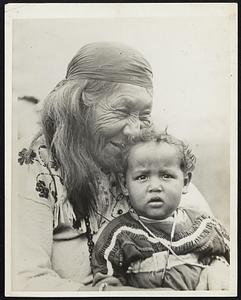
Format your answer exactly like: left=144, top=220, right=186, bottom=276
left=91, top=130, right=230, bottom=290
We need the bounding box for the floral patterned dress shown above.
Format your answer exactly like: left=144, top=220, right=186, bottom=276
left=15, top=136, right=129, bottom=291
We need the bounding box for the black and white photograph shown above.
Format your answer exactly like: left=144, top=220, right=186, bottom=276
left=5, top=3, right=237, bottom=297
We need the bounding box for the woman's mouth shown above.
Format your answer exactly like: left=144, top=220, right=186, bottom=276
left=110, top=141, right=125, bottom=149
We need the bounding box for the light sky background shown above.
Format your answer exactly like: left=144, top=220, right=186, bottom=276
left=10, top=4, right=236, bottom=229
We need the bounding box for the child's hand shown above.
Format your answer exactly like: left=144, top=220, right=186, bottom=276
left=196, top=259, right=229, bottom=290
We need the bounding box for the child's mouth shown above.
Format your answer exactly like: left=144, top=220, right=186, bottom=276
left=148, top=197, right=164, bottom=206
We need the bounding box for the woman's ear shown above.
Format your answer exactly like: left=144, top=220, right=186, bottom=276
left=182, top=172, right=192, bottom=194
left=118, top=173, right=129, bottom=196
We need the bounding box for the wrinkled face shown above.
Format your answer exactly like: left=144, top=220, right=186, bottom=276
left=124, top=141, right=191, bottom=220
left=89, top=83, right=153, bottom=169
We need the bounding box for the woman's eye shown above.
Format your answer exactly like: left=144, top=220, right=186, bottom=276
left=140, top=115, right=151, bottom=125
left=118, top=109, right=129, bottom=115
left=140, top=114, right=150, bottom=120
left=142, top=119, right=151, bottom=125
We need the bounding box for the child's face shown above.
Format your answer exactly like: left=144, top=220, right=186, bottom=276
left=124, top=141, right=191, bottom=220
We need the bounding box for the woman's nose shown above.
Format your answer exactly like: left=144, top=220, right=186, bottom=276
left=123, top=116, right=141, bottom=137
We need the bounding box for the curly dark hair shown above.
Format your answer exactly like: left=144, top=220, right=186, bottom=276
left=121, top=128, right=196, bottom=175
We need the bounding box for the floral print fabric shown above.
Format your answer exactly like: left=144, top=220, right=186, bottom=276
left=18, top=136, right=129, bottom=234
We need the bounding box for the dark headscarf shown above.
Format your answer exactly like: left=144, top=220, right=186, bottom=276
left=66, top=42, right=153, bottom=89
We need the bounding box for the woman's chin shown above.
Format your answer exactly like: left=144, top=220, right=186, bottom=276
left=97, top=143, right=122, bottom=172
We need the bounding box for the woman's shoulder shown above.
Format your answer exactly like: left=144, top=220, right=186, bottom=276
left=18, top=135, right=60, bottom=204
left=180, top=183, right=213, bottom=216
left=18, top=134, right=56, bottom=168
left=17, top=135, right=78, bottom=231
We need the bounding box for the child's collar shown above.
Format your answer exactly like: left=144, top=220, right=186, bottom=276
left=129, top=207, right=177, bottom=224
left=139, top=214, right=175, bottom=224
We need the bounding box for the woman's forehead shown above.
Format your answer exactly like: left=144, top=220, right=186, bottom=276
left=107, top=83, right=153, bottom=109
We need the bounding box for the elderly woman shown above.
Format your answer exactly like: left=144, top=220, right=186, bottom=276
left=15, top=42, right=226, bottom=291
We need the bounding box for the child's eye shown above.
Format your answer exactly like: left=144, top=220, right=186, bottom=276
left=162, top=174, right=172, bottom=179
left=136, top=175, right=147, bottom=181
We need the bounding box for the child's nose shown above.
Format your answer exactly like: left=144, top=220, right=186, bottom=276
left=148, top=177, right=163, bottom=192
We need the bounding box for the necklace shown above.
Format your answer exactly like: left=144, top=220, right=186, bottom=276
left=137, top=211, right=177, bottom=282
left=134, top=209, right=206, bottom=283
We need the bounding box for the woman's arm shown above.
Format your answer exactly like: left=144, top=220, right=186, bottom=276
left=14, top=194, right=88, bottom=291
left=13, top=146, right=90, bottom=291
left=196, top=259, right=230, bottom=290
